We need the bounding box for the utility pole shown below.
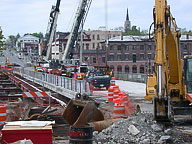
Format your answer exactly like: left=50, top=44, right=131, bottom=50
left=105, top=0, right=108, bottom=67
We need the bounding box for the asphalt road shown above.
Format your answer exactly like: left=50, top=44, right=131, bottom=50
left=3, top=49, right=25, bottom=67
left=2, top=49, right=34, bottom=71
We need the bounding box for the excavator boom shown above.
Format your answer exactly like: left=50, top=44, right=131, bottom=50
left=146, top=0, right=190, bottom=121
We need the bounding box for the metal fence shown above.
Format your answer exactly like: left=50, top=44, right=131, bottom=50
left=114, top=72, right=147, bottom=83
left=14, top=68, right=90, bottom=95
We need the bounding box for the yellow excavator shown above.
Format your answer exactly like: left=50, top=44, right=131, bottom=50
left=145, top=0, right=192, bottom=121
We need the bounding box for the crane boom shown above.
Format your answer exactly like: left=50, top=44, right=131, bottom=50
left=61, top=0, right=92, bottom=62
left=44, top=0, right=61, bottom=62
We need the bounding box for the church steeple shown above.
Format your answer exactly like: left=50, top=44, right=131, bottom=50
left=124, top=8, right=131, bottom=33
left=126, top=8, right=129, bottom=21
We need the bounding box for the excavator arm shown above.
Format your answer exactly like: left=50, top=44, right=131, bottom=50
left=146, top=0, right=185, bottom=121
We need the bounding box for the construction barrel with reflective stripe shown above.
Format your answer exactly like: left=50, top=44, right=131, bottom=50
left=113, top=89, right=120, bottom=103
left=110, top=77, right=115, bottom=86
left=113, top=98, right=125, bottom=119
left=108, top=87, right=113, bottom=102
left=123, top=95, right=129, bottom=105
left=0, top=105, right=6, bottom=123
left=113, top=85, right=119, bottom=91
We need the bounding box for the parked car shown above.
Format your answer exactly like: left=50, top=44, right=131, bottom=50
left=85, top=70, right=111, bottom=89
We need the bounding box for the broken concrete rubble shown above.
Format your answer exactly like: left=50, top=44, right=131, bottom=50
left=93, top=112, right=192, bottom=144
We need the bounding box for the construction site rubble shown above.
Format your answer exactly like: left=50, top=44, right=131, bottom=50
left=93, top=112, right=192, bottom=144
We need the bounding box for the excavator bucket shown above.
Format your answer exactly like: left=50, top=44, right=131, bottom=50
left=63, top=98, right=104, bottom=127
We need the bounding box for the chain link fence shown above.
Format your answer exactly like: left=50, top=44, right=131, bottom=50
left=114, top=72, right=147, bottom=83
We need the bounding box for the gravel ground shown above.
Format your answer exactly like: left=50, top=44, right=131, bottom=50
left=93, top=112, right=192, bottom=144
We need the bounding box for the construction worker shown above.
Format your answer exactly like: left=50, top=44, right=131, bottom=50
left=110, top=69, right=114, bottom=77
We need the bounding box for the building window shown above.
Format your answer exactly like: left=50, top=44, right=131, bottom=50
left=59, top=43, right=62, bottom=52
left=125, top=54, right=129, bottom=60
left=125, top=65, right=129, bottom=73
left=93, top=57, right=96, bottom=64
left=140, top=54, right=144, bottom=60
left=64, top=44, right=66, bottom=49
left=132, top=45, right=136, bottom=51
left=184, top=44, right=188, bottom=51
left=97, top=43, right=100, bottom=49
left=93, top=43, right=95, bottom=49
left=117, top=54, right=121, bottom=61
left=140, top=45, right=144, bottom=51
left=140, top=65, right=144, bottom=73
left=117, top=45, right=121, bottom=51
left=148, top=45, right=152, bottom=50
left=86, top=43, right=89, bottom=50
left=148, top=53, right=152, bottom=59
left=82, top=43, right=84, bottom=49
left=117, top=65, right=122, bottom=72
left=97, top=34, right=100, bottom=40
left=125, top=45, right=129, bottom=51
left=109, top=55, right=114, bottom=61
left=133, top=54, right=136, bottom=62
left=132, top=65, right=137, bottom=73
left=84, top=57, right=88, bottom=62
left=92, top=34, right=95, bottom=40
left=102, top=57, right=105, bottom=63
left=110, top=45, right=113, bottom=51
left=110, top=65, right=114, bottom=71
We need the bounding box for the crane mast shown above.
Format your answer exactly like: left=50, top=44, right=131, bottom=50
left=61, top=0, right=92, bottom=63
left=44, top=0, right=61, bottom=62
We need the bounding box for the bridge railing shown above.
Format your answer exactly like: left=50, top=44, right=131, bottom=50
left=13, top=68, right=91, bottom=95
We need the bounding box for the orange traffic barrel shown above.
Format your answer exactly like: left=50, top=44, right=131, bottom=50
left=113, top=89, right=120, bottom=103
left=119, top=92, right=124, bottom=97
left=122, top=96, right=129, bottom=105
left=108, top=87, right=113, bottom=102
left=0, top=105, right=6, bottom=123
left=113, top=98, right=125, bottom=119
left=110, top=77, right=115, bottom=86
left=113, top=85, right=119, bottom=91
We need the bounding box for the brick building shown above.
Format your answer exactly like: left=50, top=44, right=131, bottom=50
left=105, top=35, right=192, bottom=74
left=50, top=29, right=121, bottom=66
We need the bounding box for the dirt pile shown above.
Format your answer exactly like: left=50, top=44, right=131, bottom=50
left=93, top=112, right=192, bottom=144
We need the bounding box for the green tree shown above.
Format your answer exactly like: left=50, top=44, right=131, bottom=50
left=123, top=26, right=148, bottom=36
left=0, top=27, right=5, bottom=49
left=32, top=32, right=44, bottom=40
left=180, top=28, right=192, bottom=35
left=7, top=35, right=16, bottom=49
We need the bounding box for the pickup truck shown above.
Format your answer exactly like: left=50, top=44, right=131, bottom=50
left=85, top=70, right=111, bottom=89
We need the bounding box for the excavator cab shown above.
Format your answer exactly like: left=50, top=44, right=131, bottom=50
left=184, top=55, right=192, bottom=94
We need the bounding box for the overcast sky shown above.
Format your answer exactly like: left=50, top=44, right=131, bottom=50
left=0, top=0, right=192, bottom=38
